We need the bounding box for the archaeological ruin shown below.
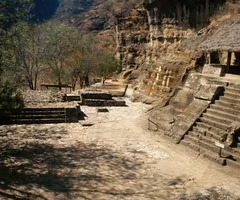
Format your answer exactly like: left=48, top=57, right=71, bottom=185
left=144, top=15, right=240, bottom=168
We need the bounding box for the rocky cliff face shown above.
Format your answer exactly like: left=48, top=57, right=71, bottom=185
left=32, top=0, right=238, bottom=99
left=116, top=0, right=230, bottom=99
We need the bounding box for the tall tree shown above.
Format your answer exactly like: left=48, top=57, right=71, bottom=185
left=0, top=0, right=33, bottom=118
left=0, top=0, right=33, bottom=73
left=11, top=22, right=46, bottom=90
left=89, top=48, right=118, bottom=85
left=0, top=0, right=32, bottom=29
left=64, top=34, right=94, bottom=89
left=43, top=21, right=79, bottom=90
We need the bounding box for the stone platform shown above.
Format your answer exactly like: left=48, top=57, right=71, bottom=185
left=79, top=90, right=126, bottom=107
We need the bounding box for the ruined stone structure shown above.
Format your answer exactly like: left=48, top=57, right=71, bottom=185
left=147, top=15, right=240, bottom=168
left=79, top=90, right=126, bottom=107
left=117, top=0, right=227, bottom=98
left=2, top=90, right=81, bottom=124
left=199, top=16, right=240, bottom=76
left=116, top=0, right=240, bottom=168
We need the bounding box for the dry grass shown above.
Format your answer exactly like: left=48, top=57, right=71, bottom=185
left=199, top=15, right=240, bottom=52
left=210, top=1, right=240, bottom=27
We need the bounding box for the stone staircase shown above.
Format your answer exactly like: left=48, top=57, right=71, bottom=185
left=4, top=107, right=80, bottom=124
left=181, top=86, right=240, bottom=168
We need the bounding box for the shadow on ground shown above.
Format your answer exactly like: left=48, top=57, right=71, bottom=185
left=0, top=125, right=239, bottom=200
left=0, top=125, right=144, bottom=200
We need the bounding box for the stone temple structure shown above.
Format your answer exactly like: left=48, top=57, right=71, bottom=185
left=147, top=16, right=240, bottom=168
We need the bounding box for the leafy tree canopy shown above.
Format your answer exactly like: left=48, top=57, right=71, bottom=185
left=0, top=0, right=33, bottom=30
left=0, top=0, right=33, bottom=119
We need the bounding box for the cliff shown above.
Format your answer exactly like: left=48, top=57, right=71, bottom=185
left=115, top=0, right=240, bottom=101
left=31, top=0, right=239, bottom=97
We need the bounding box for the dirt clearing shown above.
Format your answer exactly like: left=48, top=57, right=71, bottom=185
left=0, top=95, right=240, bottom=200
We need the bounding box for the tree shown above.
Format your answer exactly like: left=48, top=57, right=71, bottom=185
left=65, top=34, right=118, bottom=88
left=0, top=0, right=33, bottom=30
left=64, top=34, right=94, bottom=89
left=10, top=22, right=46, bottom=90
left=43, top=21, right=80, bottom=90
left=0, top=0, right=33, bottom=73
left=91, top=48, right=118, bottom=85
left=0, top=0, right=33, bottom=118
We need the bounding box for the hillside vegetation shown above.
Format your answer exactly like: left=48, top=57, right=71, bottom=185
left=54, top=0, right=139, bottom=31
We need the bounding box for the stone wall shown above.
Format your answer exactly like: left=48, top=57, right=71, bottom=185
left=22, top=90, right=65, bottom=107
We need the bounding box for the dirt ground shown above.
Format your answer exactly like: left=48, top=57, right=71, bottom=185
left=0, top=90, right=240, bottom=200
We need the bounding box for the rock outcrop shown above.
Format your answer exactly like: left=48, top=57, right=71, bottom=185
left=117, top=0, right=229, bottom=99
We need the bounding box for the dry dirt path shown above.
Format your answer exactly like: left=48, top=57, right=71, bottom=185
left=0, top=93, right=240, bottom=199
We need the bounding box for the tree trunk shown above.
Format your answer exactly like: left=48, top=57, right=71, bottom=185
left=27, top=76, right=34, bottom=90
left=34, top=73, right=38, bottom=90
left=101, top=76, right=106, bottom=85
left=79, top=76, right=84, bottom=88
left=71, top=75, right=78, bottom=91
left=84, top=75, right=89, bottom=87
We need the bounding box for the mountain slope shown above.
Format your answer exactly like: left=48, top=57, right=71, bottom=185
left=54, top=0, right=99, bottom=22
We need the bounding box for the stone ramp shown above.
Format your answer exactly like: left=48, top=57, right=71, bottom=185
left=180, top=85, right=240, bottom=168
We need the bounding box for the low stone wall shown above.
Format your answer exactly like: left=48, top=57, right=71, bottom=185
left=22, top=90, right=65, bottom=107
left=83, top=99, right=126, bottom=107
left=81, top=91, right=112, bottom=100
left=80, top=90, right=126, bottom=107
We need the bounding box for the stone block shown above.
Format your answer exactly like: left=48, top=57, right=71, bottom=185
left=202, top=64, right=225, bottom=76
left=65, top=107, right=79, bottom=122
left=194, top=84, right=224, bottom=101
left=97, top=108, right=109, bottom=112
left=81, top=91, right=112, bottom=100
left=84, top=99, right=105, bottom=106
left=169, top=89, right=194, bottom=110
left=65, top=94, right=81, bottom=101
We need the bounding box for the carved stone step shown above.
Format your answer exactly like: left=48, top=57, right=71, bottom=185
left=184, top=134, right=219, bottom=153
left=225, top=86, right=240, bottom=94
left=188, top=130, right=225, bottom=148
left=224, top=91, right=240, bottom=99
left=210, top=104, right=240, bottom=117
left=180, top=139, right=200, bottom=152
left=11, top=114, right=66, bottom=119
left=226, top=159, right=240, bottom=169
left=189, top=130, right=219, bottom=146
left=201, top=113, right=232, bottom=127
left=3, top=107, right=80, bottom=124
left=195, top=121, right=225, bottom=133
left=215, top=99, right=236, bottom=108
left=21, top=111, right=66, bottom=115
left=202, top=152, right=226, bottom=165
left=193, top=127, right=222, bottom=141
left=182, top=134, right=240, bottom=165
left=206, top=109, right=239, bottom=121
left=10, top=118, right=66, bottom=124
left=187, top=132, right=240, bottom=161
left=220, top=96, right=240, bottom=105
left=180, top=137, right=226, bottom=165
left=224, top=146, right=240, bottom=157
left=199, top=116, right=229, bottom=132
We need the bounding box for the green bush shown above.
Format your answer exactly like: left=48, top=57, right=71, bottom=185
left=0, top=82, right=24, bottom=123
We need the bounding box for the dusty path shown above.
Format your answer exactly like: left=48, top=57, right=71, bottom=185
left=0, top=92, right=240, bottom=199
